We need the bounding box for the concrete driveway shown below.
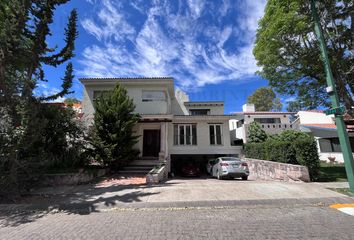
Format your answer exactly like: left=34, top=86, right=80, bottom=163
left=128, top=178, right=345, bottom=202
left=1, top=177, right=352, bottom=214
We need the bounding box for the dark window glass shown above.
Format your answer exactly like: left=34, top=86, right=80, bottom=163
left=254, top=118, right=281, bottom=124
left=319, top=138, right=332, bottom=152
left=179, top=125, right=184, bottom=145
left=192, top=125, right=197, bottom=145
left=236, top=120, right=244, bottom=128
left=186, top=125, right=191, bottom=145
left=173, top=125, right=178, bottom=145
left=209, top=125, right=215, bottom=145
left=216, top=125, right=222, bottom=145
left=331, top=138, right=341, bottom=152
left=190, top=109, right=210, bottom=115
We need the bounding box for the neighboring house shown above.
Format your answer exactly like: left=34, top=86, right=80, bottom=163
left=229, top=104, right=297, bottom=144
left=80, top=77, right=241, bottom=173
left=295, top=110, right=354, bottom=163
left=45, top=102, right=83, bottom=119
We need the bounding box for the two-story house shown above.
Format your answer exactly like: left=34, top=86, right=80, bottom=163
left=80, top=77, right=241, bottom=173
left=229, top=104, right=298, bottom=144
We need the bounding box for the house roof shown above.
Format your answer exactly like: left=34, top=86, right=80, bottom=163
left=184, top=101, right=224, bottom=106
left=301, top=110, right=324, bottom=113
left=232, top=112, right=295, bottom=115
left=301, top=123, right=354, bottom=132
left=302, top=124, right=337, bottom=129
left=79, top=77, right=173, bottom=83
left=79, top=77, right=175, bottom=96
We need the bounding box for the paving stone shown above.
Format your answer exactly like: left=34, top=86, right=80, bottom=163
left=1, top=204, right=354, bottom=240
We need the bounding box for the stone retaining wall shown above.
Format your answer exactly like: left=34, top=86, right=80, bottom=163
left=39, top=168, right=109, bottom=186
left=244, top=158, right=310, bottom=182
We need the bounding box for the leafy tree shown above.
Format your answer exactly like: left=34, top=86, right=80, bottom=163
left=89, top=84, right=140, bottom=168
left=254, top=0, right=354, bottom=115
left=248, top=121, right=268, bottom=143
left=286, top=100, right=304, bottom=112
left=247, top=87, right=283, bottom=111
left=0, top=1, right=79, bottom=197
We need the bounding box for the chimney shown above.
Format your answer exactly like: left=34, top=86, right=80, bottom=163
left=242, top=103, right=255, bottom=112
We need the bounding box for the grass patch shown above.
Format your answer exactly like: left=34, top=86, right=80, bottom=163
left=328, top=188, right=354, bottom=197
left=317, top=161, right=348, bottom=182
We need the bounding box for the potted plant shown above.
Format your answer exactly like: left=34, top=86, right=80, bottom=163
left=327, top=156, right=336, bottom=163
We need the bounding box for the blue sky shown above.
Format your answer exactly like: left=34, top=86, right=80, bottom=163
left=36, top=0, right=275, bottom=113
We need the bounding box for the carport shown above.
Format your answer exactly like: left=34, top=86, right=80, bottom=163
left=170, top=154, right=237, bottom=176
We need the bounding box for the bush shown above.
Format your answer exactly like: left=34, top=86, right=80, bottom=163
left=244, top=142, right=266, bottom=159
left=248, top=122, right=268, bottom=143
left=265, top=140, right=296, bottom=163
left=294, top=139, right=320, bottom=180
left=244, top=130, right=320, bottom=180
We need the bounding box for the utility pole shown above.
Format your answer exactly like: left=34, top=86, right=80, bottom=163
left=310, top=0, right=354, bottom=193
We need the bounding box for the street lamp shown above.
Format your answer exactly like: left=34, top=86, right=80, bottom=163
left=310, top=0, right=354, bottom=193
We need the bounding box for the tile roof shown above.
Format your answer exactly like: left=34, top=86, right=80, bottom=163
left=302, top=124, right=337, bottom=129
left=80, top=77, right=173, bottom=81
left=302, top=110, right=324, bottom=113
left=232, top=112, right=295, bottom=115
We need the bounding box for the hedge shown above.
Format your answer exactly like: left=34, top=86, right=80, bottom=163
left=244, top=138, right=320, bottom=180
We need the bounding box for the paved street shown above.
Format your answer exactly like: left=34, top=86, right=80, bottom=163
left=1, top=203, right=354, bottom=240
left=1, top=178, right=353, bottom=239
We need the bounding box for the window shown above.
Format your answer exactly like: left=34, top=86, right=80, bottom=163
left=173, top=124, right=197, bottom=145
left=319, top=138, right=343, bottom=152
left=209, top=124, right=223, bottom=145
left=190, top=109, right=210, bottom=116
left=237, top=120, right=244, bottom=128
left=142, top=90, right=166, bottom=102
left=254, top=118, right=281, bottom=124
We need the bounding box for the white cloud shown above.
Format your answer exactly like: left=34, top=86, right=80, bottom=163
left=79, top=0, right=267, bottom=88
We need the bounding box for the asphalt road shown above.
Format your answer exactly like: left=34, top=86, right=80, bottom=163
left=1, top=203, right=354, bottom=240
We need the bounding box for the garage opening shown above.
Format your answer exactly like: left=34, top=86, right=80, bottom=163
left=170, top=154, right=239, bottom=177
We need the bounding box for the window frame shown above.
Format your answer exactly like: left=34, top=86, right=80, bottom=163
left=189, top=109, right=210, bottom=116
left=142, top=90, right=167, bottom=102
left=209, top=123, right=223, bottom=145
left=173, top=124, right=197, bottom=146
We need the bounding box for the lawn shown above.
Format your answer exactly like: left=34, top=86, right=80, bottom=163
left=317, top=161, right=348, bottom=182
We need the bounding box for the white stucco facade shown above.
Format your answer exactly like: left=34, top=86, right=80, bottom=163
left=296, top=111, right=354, bottom=163
left=80, top=77, right=241, bottom=172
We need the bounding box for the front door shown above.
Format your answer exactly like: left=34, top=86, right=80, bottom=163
left=143, top=130, right=160, bottom=157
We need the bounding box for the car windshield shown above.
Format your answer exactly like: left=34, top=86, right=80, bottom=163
left=220, top=157, right=240, bottom=161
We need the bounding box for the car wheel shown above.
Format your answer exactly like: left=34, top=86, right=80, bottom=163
left=242, top=176, right=248, bottom=181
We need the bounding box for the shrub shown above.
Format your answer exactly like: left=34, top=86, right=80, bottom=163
left=264, top=140, right=295, bottom=163
left=248, top=122, right=268, bottom=143
left=294, top=139, right=320, bottom=180
left=244, top=142, right=266, bottom=160
left=244, top=130, right=320, bottom=180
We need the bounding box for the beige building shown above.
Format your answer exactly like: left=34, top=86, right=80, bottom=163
left=229, top=104, right=298, bottom=144
left=80, top=77, right=241, bottom=173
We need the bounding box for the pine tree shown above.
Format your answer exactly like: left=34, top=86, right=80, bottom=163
left=0, top=1, right=78, bottom=197
left=90, top=84, right=140, bottom=168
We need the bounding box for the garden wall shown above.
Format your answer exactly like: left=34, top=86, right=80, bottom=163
left=39, top=168, right=109, bottom=187
left=245, top=158, right=310, bottom=182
